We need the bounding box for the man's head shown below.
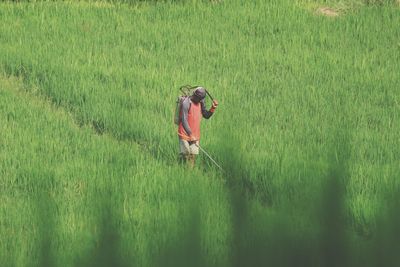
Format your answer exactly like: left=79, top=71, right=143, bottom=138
left=191, top=87, right=206, bottom=103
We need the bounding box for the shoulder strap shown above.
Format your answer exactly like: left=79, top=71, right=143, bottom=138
left=183, top=96, right=191, bottom=112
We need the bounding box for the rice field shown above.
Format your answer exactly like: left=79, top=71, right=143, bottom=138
left=0, top=0, right=399, bottom=266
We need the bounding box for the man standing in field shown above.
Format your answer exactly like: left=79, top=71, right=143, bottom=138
left=178, top=87, right=218, bottom=167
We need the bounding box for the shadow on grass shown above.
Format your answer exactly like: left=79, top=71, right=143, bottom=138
left=34, top=193, right=56, bottom=267
left=25, top=132, right=400, bottom=267
left=212, top=124, right=397, bottom=267
left=74, top=204, right=129, bottom=267
left=156, top=204, right=205, bottom=267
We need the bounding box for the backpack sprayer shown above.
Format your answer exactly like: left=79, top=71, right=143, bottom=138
left=174, top=85, right=197, bottom=125
left=174, top=85, right=216, bottom=124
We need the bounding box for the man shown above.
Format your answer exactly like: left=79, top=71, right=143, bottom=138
left=178, top=87, right=218, bottom=167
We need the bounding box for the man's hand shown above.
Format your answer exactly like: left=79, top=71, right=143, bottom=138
left=189, top=135, right=198, bottom=142
left=212, top=100, right=218, bottom=108
left=210, top=100, right=218, bottom=112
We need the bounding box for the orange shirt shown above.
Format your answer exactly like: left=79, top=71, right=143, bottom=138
left=178, top=101, right=201, bottom=141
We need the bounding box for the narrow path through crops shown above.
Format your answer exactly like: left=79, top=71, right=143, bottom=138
left=1, top=74, right=161, bottom=162
left=1, top=73, right=224, bottom=178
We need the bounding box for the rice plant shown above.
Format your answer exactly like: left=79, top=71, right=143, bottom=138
left=0, top=0, right=399, bottom=266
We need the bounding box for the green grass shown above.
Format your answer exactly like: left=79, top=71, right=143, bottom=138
left=0, top=0, right=399, bottom=266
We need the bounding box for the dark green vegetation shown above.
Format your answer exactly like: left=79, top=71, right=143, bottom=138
left=0, top=0, right=399, bottom=266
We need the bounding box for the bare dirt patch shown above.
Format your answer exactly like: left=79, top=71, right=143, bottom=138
left=316, top=7, right=339, bottom=17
